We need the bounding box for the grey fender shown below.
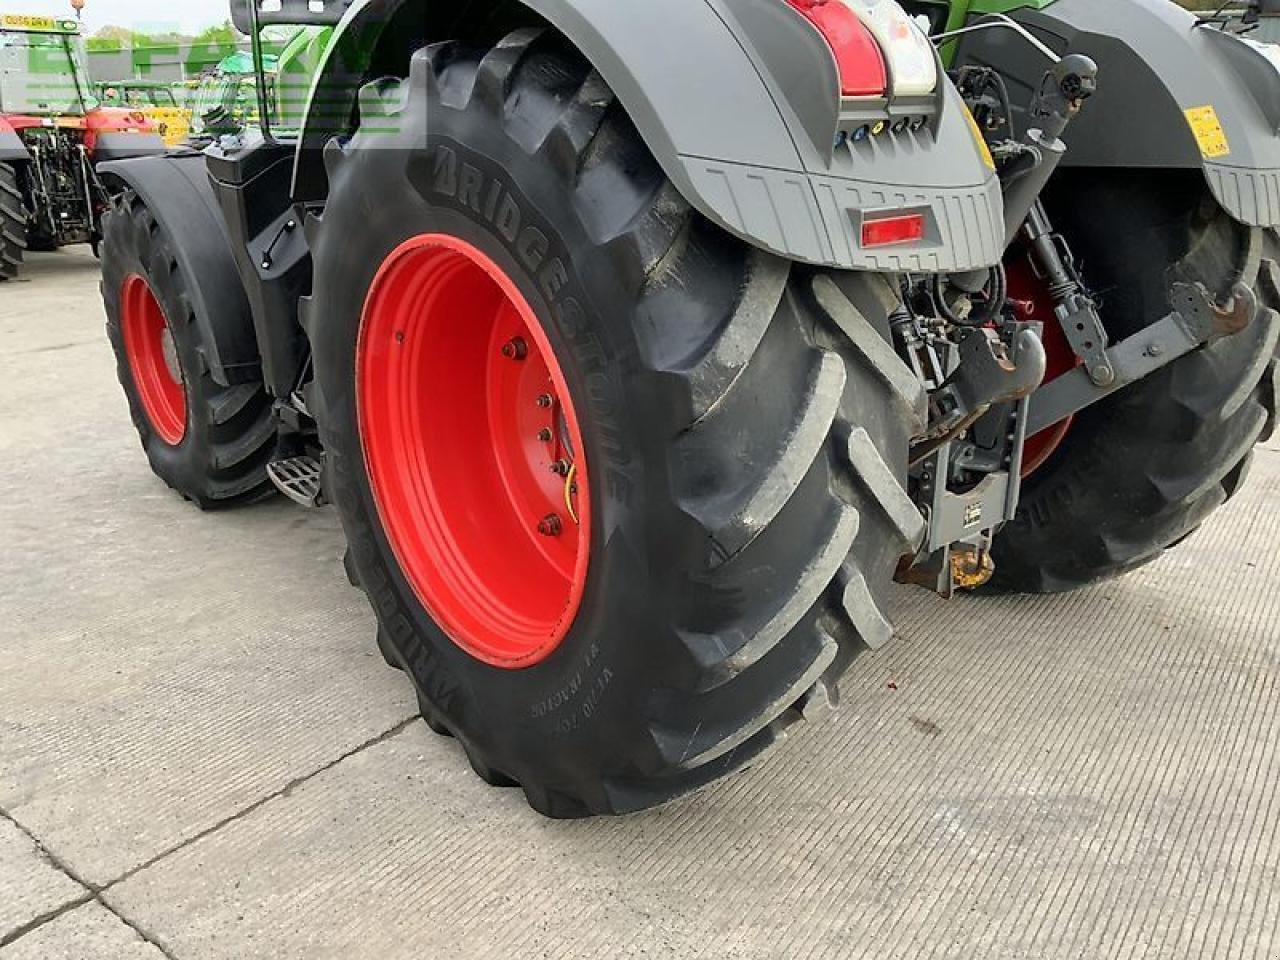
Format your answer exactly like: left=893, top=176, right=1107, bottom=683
left=97, top=153, right=262, bottom=387
left=292, top=0, right=1006, bottom=273
left=956, top=0, right=1280, bottom=228
left=0, top=119, right=30, bottom=163
left=92, top=132, right=168, bottom=163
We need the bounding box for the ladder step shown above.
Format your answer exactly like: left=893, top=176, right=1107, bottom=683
left=267, top=456, right=324, bottom=508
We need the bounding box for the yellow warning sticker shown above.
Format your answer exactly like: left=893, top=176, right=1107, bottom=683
left=1185, top=106, right=1230, bottom=160
left=0, top=14, right=58, bottom=30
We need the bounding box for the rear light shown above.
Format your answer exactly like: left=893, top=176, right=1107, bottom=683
left=845, top=0, right=939, bottom=97
left=786, top=0, right=887, bottom=98
left=861, top=213, right=926, bottom=248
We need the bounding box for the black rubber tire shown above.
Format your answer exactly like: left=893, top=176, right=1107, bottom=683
left=101, top=190, right=278, bottom=509
left=0, top=161, right=26, bottom=281
left=990, top=172, right=1280, bottom=593
left=308, top=32, right=924, bottom=817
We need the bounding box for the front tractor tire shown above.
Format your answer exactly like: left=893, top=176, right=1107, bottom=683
left=992, top=174, right=1280, bottom=593
left=101, top=191, right=277, bottom=508
left=309, top=32, right=923, bottom=817
left=0, top=161, right=27, bottom=281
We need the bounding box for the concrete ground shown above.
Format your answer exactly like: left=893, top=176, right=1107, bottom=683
left=1, top=245, right=1277, bottom=960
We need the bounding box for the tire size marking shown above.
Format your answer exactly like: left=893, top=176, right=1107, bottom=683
left=428, top=140, right=634, bottom=509
left=530, top=640, right=615, bottom=733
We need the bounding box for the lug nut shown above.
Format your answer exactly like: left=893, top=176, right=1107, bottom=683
left=537, top=514, right=563, bottom=537
left=501, top=337, right=528, bottom=360
left=550, top=459, right=572, bottom=476
left=538, top=428, right=553, bottom=443
left=536, top=393, right=553, bottom=408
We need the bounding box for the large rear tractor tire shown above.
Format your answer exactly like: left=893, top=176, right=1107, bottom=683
left=991, top=172, right=1280, bottom=593
left=309, top=32, right=925, bottom=816
left=0, top=161, right=26, bottom=281
left=101, top=191, right=277, bottom=508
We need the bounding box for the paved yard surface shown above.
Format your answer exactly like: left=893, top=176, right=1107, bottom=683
left=1, top=246, right=1278, bottom=960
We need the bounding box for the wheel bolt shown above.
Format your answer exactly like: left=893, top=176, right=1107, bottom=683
left=538, top=428, right=553, bottom=443
left=536, top=393, right=553, bottom=408
left=551, top=459, right=571, bottom=476
left=537, top=514, right=563, bottom=537
left=501, top=337, right=528, bottom=361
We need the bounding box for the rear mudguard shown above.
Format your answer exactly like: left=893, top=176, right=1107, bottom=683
left=85, top=108, right=168, bottom=161
left=90, top=133, right=168, bottom=163
left=0, top=117, right=31, bottom=163
left=956, top=0, right=1280, bottom=228
left=292, top=0, right=1006, bottom=273
left=97, top=153, right=262, bottom=388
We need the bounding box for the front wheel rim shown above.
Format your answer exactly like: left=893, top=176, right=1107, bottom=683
left=357, top=235, right=592, bottom=669
left=120, top=274, right=187, bottom=446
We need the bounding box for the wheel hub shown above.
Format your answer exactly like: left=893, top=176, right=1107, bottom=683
left=357, top=235, right=591, bottom=669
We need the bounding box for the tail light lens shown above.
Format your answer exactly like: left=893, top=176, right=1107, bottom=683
left=845, top=0, right=939, bottom=97
left=786, top=0, right=887, bottom=98
left=861, top=213, right=926, bottom=248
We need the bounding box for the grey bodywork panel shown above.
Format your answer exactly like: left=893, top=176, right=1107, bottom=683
left=289, top=0, right=1005, bottom=272
left=97, top=152, right=262, bottom=387
left=92, top=132, right=168, bottom=163
left=955, top=0, right=1280, bottom=228
left=0, top=124, right=28, bottom=162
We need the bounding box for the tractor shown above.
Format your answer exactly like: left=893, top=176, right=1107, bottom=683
left=96, top=0, right=1277, bottom=817
left=0, top=13, right=164, bottom=280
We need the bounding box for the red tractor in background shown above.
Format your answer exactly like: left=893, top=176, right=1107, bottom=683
left=0, top=13, right=164, bottom=280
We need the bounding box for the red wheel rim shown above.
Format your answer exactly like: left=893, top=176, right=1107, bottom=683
left=120, top=274, right=187, bottom=446
left=1007, top=261, right=1078, bottom=478
left=358, top=235, right=591, bottom=669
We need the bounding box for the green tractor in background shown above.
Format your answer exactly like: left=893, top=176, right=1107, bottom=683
left=909, top=0, right=1280, bottom=593
left=185, top=49, right=278, bottom=138
left=182, top=29, right=331, bottom=139
left=273, top=24, right=331, bottom=130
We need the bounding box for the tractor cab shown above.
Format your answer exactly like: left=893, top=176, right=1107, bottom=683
left=0, top=13, right=94, bottom=117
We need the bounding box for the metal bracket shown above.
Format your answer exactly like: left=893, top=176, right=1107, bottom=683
left=923, top=454, right=1014, bottom=554
left=1056, top=291, right=1115, bottom=386
left=1026, top=281, right=1257, bottom=436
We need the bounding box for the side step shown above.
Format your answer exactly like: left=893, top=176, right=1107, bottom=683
left=267, top=456, right=324, bottom=508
